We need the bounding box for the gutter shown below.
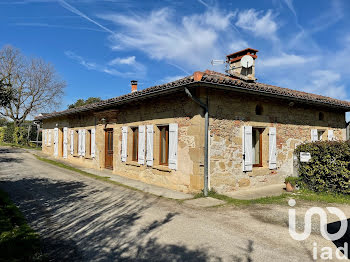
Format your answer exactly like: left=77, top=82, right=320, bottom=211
left=184, top=87, right=209, bottom=197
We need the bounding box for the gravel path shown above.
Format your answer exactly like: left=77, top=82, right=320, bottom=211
left=0, top=147, right=344, bottom=261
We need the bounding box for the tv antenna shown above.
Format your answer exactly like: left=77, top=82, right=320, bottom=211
left=211, top=59, right=225, bottom=66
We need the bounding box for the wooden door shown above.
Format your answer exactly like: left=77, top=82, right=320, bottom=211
left=105, top=129, right=113, bottom=169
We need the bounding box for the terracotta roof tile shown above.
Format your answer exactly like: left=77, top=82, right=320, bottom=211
left=36, top=70, right=350, bottom=120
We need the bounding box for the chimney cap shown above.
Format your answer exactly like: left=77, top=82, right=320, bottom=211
left=226, top=48, right=259, bottom=59
left=131, top=80, right=138, bottom=85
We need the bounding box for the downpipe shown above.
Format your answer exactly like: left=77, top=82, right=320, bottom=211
left=184, top=87, right=209, bottom=197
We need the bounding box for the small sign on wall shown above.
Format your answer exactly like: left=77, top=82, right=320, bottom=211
left=300, top=152, right=311, bottom=162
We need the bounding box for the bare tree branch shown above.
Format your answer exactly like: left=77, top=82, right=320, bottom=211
left=0, top=45, right=66, bottom=126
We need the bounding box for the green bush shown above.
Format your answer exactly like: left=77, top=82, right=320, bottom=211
left=0, top=127, right=4, bottom=143
left=295, top=141, right=350, bottom=194
left=285, top=176, right=300, bottom=187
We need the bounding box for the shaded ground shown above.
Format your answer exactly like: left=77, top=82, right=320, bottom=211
left=0, top=147, right=346, bottom=261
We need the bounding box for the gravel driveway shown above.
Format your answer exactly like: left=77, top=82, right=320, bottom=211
left=0, top=147, right=343, bottom=261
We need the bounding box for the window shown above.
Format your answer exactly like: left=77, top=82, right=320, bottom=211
left=255, top=104, right=263, bottom=115
left=159, top=126, right=169, bottom=165
left=74, top=130, right=79, bottom=155
left=132, top=127, right=138, bottom=161
left=86, top=130, right=92, bottom=156
left=252, top=128, right=263, bottom=167
left=319, top=112, right=324, bottom=121
left=317, top=130, right=324, bottom=141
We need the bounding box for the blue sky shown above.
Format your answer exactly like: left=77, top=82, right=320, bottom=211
left=1, top=0, right=350, bottom=114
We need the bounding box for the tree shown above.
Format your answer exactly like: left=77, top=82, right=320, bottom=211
left=0, top=45, right=66, bottom=127
left=68, top=97, right=102, bottom=109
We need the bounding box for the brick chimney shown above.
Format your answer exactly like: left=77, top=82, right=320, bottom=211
left=226, top=48, right=258, bottom=82
left=131, top=80, right=137, bottom=93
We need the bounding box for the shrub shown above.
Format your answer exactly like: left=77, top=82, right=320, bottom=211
left=285, top=176, right=300, bottom=187
left=295, top=141, right=350, bottom=194
left=0, top=127, right=4, bottom=143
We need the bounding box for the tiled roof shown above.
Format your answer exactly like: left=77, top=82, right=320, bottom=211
left=36, top=70, right=350, bottom=120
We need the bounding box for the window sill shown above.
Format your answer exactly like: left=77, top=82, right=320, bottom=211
left=153, top=165, right=171, bottom=172
left=126, top=161, right=141, bottom=167
left=84, top=156, right=93, bottom=160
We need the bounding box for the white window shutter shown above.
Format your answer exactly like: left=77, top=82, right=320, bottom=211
left=146, top=125, right=154, bottom=166
left=269, top=127, right=277, bottom=170
left=328, top=130, right=334, bottom=141
left=63, top=127, right=68, bottom=159
left=169, top=123, right=178, bottom=170
left=242, top=126, right=253, bottom=172
left=311, top=129, right=318, bottom=142
left=82, top=129, right=86, bottom=157
left=54, top=128, right=59, bottom=156
left=91, top=128, right=96, bottom=158
left=70, top=130, right=74, bottom=155
left=138, top=125, right=145, bottom=165
left=48, top=130, right=52, bottom=146
left=78, top=130, right=82, bottom=156
left=121, top=126, right=128, bottom=162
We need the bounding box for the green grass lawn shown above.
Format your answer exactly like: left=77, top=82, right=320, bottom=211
left=0, top=189, right=44, bottom=261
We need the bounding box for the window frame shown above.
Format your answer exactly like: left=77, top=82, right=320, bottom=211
left=131, top=127, right=139, bottom=161
left=252, top=128, right=263, bottom=167
left=159, top=125, right=169, bottom=166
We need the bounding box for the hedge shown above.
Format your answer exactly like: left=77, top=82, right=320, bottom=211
left=295, top=141, right=350, bottom=194
left=0, top=122, right=40, bottom=145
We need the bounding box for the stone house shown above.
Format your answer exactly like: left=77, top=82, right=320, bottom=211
left=36, top=48, right=350, bottom=195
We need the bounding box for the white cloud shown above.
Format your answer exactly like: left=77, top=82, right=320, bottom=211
left=99, top=8, right=238, bottom=70
left=235, top=9, right=278, bottom=40
left=260, top=53, right=316, bottom=67
left=64, top=51, right=146, bottom=78
left=307, top=70, right=347, bottom=99
left=108, top=56, right=136, bottom=65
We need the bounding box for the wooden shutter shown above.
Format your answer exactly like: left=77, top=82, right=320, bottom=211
left=82, top=129, right=86, bottom=157
left=168, top=123, right=178, bottom=170
left=328, top=130, right=334, bottom=141
left=91, top=128, right=96, bottom=158
left=63, top=127, right=68, bottom=159
left=121, top=126, right=128, bottom=162
left=138, top=125, right=145, bottom=165
left=269, top=127, right=277, bottom=170
left=70, top=130, right=74, bottom=155
left=54, top=128, right=59, bottom=156
left=311, top=129, right=318, bottom=142
left=242, top=126, right=252, bottom=172
left=146, top=125, right=154, bottom=166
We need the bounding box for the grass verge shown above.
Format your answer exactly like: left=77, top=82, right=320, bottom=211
left=0, top=142, right=41, bottom=150
left=195, top=188, right=350, bottom=206
left=0, top=189, right=45, bottom=261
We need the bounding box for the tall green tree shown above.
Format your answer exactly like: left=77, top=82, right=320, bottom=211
left=68, top=97, right=102, bottom=109
left=0, top=76, right=13, bottom=107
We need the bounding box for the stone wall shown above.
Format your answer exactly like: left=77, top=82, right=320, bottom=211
left=207, top=88, right=346, bottom=194
left=42, top=92, right=205, bottom=193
